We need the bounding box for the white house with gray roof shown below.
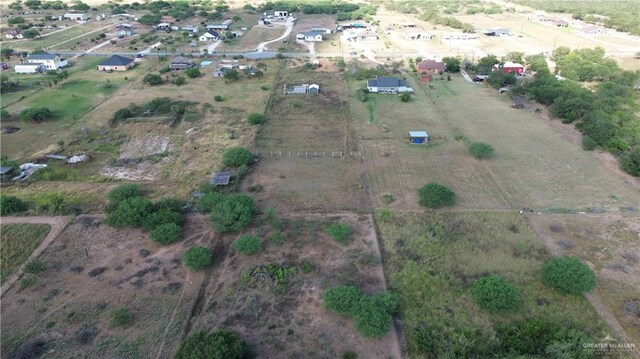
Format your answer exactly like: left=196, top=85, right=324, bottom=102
left=367, top=77, right=413, bottom=94
left=27, top=53, right=68, bottom=70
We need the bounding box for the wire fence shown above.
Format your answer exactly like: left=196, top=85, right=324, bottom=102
left=259, top=151, right=361, bottom=159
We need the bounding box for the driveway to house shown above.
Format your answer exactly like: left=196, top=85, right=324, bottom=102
left=0, top=216, right=71, bottom=298
left=68, top=38, right=114, bottom=60
left=201, top=39, right=222, bottom=54
left=139, top=41, right=162, bottom=55
left=460, top=68, right=473, bottom=82
left=255, top=16, right=295, bottom=52
left=296, top=39, right=315, bottom=55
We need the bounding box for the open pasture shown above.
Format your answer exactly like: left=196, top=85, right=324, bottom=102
left=348, top=75, right=639, bottom=211
left=246, top=64, right=369, bottom=212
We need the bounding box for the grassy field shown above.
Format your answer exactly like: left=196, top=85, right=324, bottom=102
left=8, top=22, right=108, bottom=52
left=246, top=63, right=369, bottom=212
left=0, top=224, right=51, bottom=284
left=376, top=210, right=612, bottom=357
left=218, top=25, right=285, bottom=52
left=347, top=74, right=639, bottom=211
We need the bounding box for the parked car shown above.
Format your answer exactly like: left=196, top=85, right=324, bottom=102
left=0, top=63, right=9, bottom=70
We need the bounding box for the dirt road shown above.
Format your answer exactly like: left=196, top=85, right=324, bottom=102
left=256, top=17, right=295, bottom=52
left=0, top=216, right=71, bottom=298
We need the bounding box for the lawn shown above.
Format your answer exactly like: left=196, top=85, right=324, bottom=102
left=376, top=210, right=612, bottom=357
left=0, top=224, right=51, bottom=284
left=348, top=74, right=639, bottom=211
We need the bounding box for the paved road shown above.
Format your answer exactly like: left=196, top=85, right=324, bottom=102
left=255, top=17, right=295, bottom=52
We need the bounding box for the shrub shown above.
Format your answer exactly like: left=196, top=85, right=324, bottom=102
left=326, top=223, right=352, bottom=244
left=183, top=245, right=213, bottom=270
left=356, top=88, right=368, bottom=102
left=110, top=307, right=134, bottom=327
left=142, top=209, right=183, bottom=231
left=20, top=107, right=53, bottom=123
left=247, top=112, right=266, bottom=125
left=196, top=192, right=224, bottom=212
left=172, top=76, right=186, bottom=86
left=143, top=73, right=163, bottom=86
left=343, top=352, right=357, bottom=359
left=582, top=135, right=598, bottom=151
left=0, top=195, right=28, bottom=216
left=154, top=198, right=183, bottom=213
left=21, top=275, right=37, bottom=288
left=159, top=65, right=170, bottom=74
left=323, top=285, right=362, bottom=315
left=214, top=95, right=225, bottom=102
left=107, top=184, right=140, bottom=204
left=353, top=293, right=397, bottom=337
left=174, top=330, right=248, bottom=359
left=470, top=275, right=520, bottom=311
left=209, top=194, right=256, bottom=233
left=417, top=182, right=455, bottom=209
left=24, top=260, right=46, bottom=274
left=105, top=197, right=153, bottom=227
left=233, top=235, right=263, bottom=254
left=400, top=92, right=411, bottom=102
left=150, top=222, right=182, bottom=245
left=542, top=256, right=596, bottom=295
left=222, top=147, right=252, bottom=167
left=620, top=147, right=640, bottom=177
left=468, top=142, right=495, bottom=159
left=185, top=67, right=201, bottom=78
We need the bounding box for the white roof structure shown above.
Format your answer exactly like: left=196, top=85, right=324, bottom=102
left=409, top=131, right=428, bottom=137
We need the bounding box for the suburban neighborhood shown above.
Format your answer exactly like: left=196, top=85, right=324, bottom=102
left=0, top=0, right=639, bottom=358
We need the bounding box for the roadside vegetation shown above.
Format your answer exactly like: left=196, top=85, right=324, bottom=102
left=0, top=224, right=51, bottom=284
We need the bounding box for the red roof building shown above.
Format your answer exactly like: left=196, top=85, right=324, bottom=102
left=492, top=61, right=525, bottom=74
left=417, top=60, right=445, bottom=82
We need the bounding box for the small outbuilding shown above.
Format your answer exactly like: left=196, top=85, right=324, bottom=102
left=409, top=131, right=429, bottom=144
left=170, top=56, right=195, bottom=70
left=210, top=171, right=233, bottom=186
left=97, top=55, right=135, bottom=71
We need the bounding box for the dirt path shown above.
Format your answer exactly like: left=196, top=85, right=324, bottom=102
left=155, top=270, right=191, bottom=359
left=524, top=213, right=640, bottom=358
left=0, top=216, right=71, bottom=298
left=1, top=23, right=83, bottom=44
left=256, top=17, right=294, bottom=52
left=49, top=24, right=115, bottom=49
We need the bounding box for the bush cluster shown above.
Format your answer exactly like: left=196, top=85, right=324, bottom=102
left=110, top=307, right=134, bottom=328
left=233, top=235, right=263, bottom=255
left=105, top=184, right=183, bottom=245
left=222, top=147, right=252, bottom=167
left=470, top=275, right=520, bottom=311
left=323, top=285, right=397, bottom=337
left=183, top=245, right=213, bottom=270
left=542, top=256, right=596, bottom=295
left=468, top=142, right=495, bottom=159
left=175, top=330, right=248, bottom=359
left=325, top=223, right=353, bottom=244
left=0, top=195, right=28, bottom=216
left=208, top=193, right=256, bottom=233
left=417, top=182, right=456, bottom=209
left=247, top=113, right=266, bottom=125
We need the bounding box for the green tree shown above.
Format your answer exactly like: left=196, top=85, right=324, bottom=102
left=143, top=73, right=163, bottom=86
left=150, top=222, right=182, bottom=245
left=325, top=223, right=352, bottom=244
left=22, top=29, right=40, bottom=39
left=417, top=183, right=455, bottom=209
left=72, top=1, right=89, bottom=10
left=183, top=245, right=213, bottom=270
left=468, top=142, right=495, bottom=159
left=476, top=54, right=499, bottom=74
left=620, top=148, right=640, bottom=176
left=105, top=197, right=153, bottom=227
left=353, top=293, right=397, bottom=337
left=400, top=92, right=411, bottom=102
left=503, top=51, right=524, bottom=64
left=0, top=155, right=18, bottom=172
left=442, top=56, right=461, bottom=72
left=0, top=195, right=28, bottom=216
left=233, top=235, right=263, bottom=254
left=20, top=107, right=53, bottom=123
left=107, top=184, right=140, bottom=204
left=209, top=194, right=256, bottom=233
left=224, top=69, right=240, bottom=81
left=222, top=147, right=252, bottom=167
left=196, top=192, right=224, bottom=212
left=7, top=17, right=25, bottom=25
left=247, top=113, right=266, bottom=125
left=184, top=67, right=201, bottom=78
left=542, top=256, right=596, bottom=295
left=1, top=48, right=14, bottom=59
left=174, top=330, right=248, bottom=359
left=142, top=209, right=183, bottom=231
left=470, top=276, right=520, bottom=311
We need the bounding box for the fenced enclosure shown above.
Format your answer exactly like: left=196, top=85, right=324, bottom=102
left=259, top=151, right=361, bottom=158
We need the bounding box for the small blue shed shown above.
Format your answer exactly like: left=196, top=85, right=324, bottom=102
left=409, top=131, right=429, bottom=144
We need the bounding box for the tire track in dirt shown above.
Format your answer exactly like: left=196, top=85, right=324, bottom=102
left=1, top=216, right=71, bottom=298
left=155, top=270, right=191, bottom=359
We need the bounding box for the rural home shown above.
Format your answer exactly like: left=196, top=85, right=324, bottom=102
left=5, top=29, right=23, bottom=39
left=182, top=25, right=199, bottom=33
left=409, top=131, right=429, bottom=144
left=199, top=30, right=219, bottom=42
left=14, top=64, right=45, bottom=74
left=115, top=23, right=134, bottom=36
left=405, top=30, right=433, bottom=40
left=493, top=61, right=525, bottom=74
left=213, top=67, right=231, bottom=77
left=170, top=56, right=195, bottom=70
left=274, top=10, right=288, bottom=17
left=301, top=31, right=323, bottom=42
left=27, top=53, right=68, bottom=70
left=310, top=27, right=331, bottom=34
left=367, top=77, right=413, bottom=94
left=484, top=28, right=511, bottom=36
left=207, top=20, right=232, bottom=31
left=417, top=60, right=445, bottom=81
left=97, top=55, right=135, bottom=71
left=283, top=83, right=320, bottom=95
left=63, top=13, right=88, bottom=21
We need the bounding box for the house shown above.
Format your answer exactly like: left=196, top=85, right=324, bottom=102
left=483, top=28, right=511, bottom=36
left=366, top=77, right=413, bottom=94
left=115, top=23, right=134, bottom=36
left=182, top=25, right=199, bottom=33
left=63, top=13, right=88, bottom=21
left=274, top=10, right=288, bottom=17
left=409, top=131, right=429, bottom=144
left=552, top=19, right=569, bottom=27
left=14, top=64, right=45, bottom=74
left=5, top=29, right=23, bottom=39
left=283, top=83, right=320, bottom=95
left=170, top=56, right=195, bottom=70
left=27, top=53, right=68, bottom=70
left=443, top=32, right=477, bottom=40
left=207, top=20, right=232, bottom=31
left=301, top=31, right=323, bottom=42
left=311, top=27, right=331, bottom=34
left=199, top=30, right=219, bottom=42
left=97, top=55, right=135, bottom=71
left=581, top=25, right=606, bottom=35
left=161, top=15, right=176, bottom=24
left=417, top=60, right=445, bottom=81
left=405, top=30, right=433, bottom=40
left=493, top=61, right=525, bottom=74
left=213, top=67, right=227, bottom=77
left=359, top=31, right=378, bottom=41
